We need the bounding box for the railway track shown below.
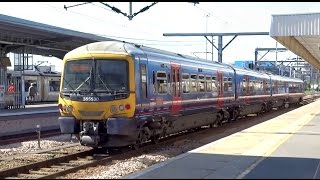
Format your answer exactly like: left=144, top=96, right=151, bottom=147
left=301, top=93, right=320, bottom=105
left=0, top=127, right=207, bottom=179
left=1, top=95, right=319, bottom=179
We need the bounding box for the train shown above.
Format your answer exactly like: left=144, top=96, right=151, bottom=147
left=58, top=41, right=304, bottom=149
left=5, top=70, right=60, bottom=107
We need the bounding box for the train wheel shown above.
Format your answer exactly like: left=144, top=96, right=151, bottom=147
left=212, top=113, right=223, bottom=127
left=232, top=109, right=240, bottom=121
left=132, top=132, right=143, bottom=150
left=151, top=135, right=160, bottom=144
left=132, top=132, right=142, bottom=150
left=132, top=143, right=140, bottom=150
left=260, top=104, right=266, bottom=114
left=72, top=134, right=80, bottom=142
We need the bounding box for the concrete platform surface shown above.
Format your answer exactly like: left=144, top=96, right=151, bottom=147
left=123, top=100, right=320, bottom=179
left=0, top=103, right=58, bottom=117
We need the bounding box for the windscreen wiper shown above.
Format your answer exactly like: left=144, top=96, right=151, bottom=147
left=75, top=67, right=93, bottom=91
left=74, top=76, right=91, bottom=91
left=97, top=74, right=112, bottom=92
left=62, top=78, right=76, bottom=93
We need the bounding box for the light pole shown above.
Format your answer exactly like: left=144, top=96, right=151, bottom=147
left=205, top=14, right=209, bottom=61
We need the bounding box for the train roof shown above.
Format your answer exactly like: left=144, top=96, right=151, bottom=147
left=7, top=69, right=61, bottom=76
left=64, top=41, right=234, bottom=71
left=230, top=66, right=303, bottom=83
left=63, top=41, right=304, bottom=83
left=231, top=66, right=270, bottom=78
left=267, top=73, right=303, bottom=83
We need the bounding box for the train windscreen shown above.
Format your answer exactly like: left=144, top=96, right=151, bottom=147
left=62, top=59, right=129, bottom=94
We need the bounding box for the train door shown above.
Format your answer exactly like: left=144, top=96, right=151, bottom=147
left=42, top=76, right=47, bottom=101
left=263, top=79, right=267, bottom=95
left=217, top=70, right=223, bottom=108
left=272, top=80, right=278, bottom=95
left=138, top=55, right=150, bottom=113
left=244, top=75, right=250, bottom=104
left=170, top=63, right=181, bottom=115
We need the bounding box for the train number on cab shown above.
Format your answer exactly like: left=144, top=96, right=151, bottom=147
left=83, top=96, right=100, bottom=102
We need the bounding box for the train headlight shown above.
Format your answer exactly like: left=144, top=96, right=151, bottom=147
left=110, top=105, right=117, bottom=113
left=119, top=105, right=125, bottom=111
left=58, top=104, right=63, bottom=111
left=66, top=105, right=73, bottom=113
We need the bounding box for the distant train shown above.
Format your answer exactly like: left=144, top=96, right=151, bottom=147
left=5, top=70, right=60, bottom=107
left=58, top=41, right=304, bottom=149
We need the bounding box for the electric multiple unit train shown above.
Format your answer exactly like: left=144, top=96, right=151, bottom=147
left=58, top=41, right=304, bottom=148
left=4, top=70, right=60, bottom=108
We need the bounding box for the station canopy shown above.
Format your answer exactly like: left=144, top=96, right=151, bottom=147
left=0, top=14, right=118, bottom=59
left=270, top=12, right=320, bottom=70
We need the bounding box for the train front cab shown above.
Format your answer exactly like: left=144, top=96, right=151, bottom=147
left=58, top=52, right=137, bottom=147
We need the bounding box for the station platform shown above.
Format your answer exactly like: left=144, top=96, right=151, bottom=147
left=0, top=103, right=59, bottom=137
left=124, top=99, right=320, bottom=179
left=0, top=103, right=58, bottom=117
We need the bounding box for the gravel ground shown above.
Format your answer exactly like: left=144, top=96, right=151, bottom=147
left=59, top=139, right=206, bottom=179
left=0, top=135, right=93, bottom=171
left=0, top=133, right=203, bottom=178
left=0, top=134, right=77, bottom=158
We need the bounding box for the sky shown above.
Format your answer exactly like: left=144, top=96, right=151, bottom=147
left=1, top=2, right=320, bottom=72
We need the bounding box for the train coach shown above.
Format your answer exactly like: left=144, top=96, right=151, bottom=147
left=58, top=41, right=304, bottom=149
left=22, top=70, right=61, bottom=103
left=5, top=70, right=60, bottom=107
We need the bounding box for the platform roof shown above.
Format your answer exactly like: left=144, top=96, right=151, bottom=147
left=0, top=14, right=118, bottom=59
left=270, top=12, right=320, bottom=70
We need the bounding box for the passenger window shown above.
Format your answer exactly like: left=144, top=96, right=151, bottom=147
left=288, top=83, right=292, bottom=93
left=190, top=74, right=197, bottom=92
left=140, top=64, right=147, bottom=98
left=228, top=77, right=232, bottom=92
left=182, top=73, right=190, bottom=93
left=249, top=80, right=254, bottom=92
left=273, top=81, right=277, bottom=93
left=152, top=71, right=156, bottom=94
left=157, top=72, right=167, bottom=94
left=242, top=79, right=246, bottom=93
left=49, top=80, right=60, bottom=92
left=223, top=77, right=228, bottom=92
left=206, top=76, right=212, bottom=92
left=212, top=76, right=217, bottom=93
left=198, top=75, right=205, bottom=92
left=265, top=82, right=270, bottom=93
left=25, top=80, right=38, bottom=92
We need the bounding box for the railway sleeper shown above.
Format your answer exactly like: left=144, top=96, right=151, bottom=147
left=28, top=170, right=52, bottom=175
left=4, top=177, right=23, bottom=179
left=69, top=159, right=95, bottom=164
left=60, top=162, right=81, bottom=166
left=39, top=167, right=58, bottom=171
left=18, top=173, right=43, bottom=178
left=50, top=165, right=74, bottom=170
left=77, top=156, right=94, bottom=161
